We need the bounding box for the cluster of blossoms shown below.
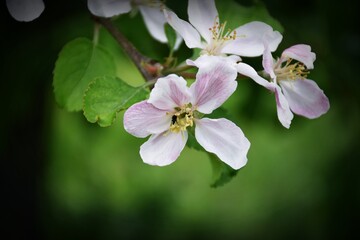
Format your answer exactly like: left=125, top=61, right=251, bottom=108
left=8, top=0, right=329, bottom=170
left=125, top=0, right=329, bottom=169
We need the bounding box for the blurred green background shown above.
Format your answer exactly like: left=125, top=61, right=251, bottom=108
left=1, top=0, right=359, bottom=239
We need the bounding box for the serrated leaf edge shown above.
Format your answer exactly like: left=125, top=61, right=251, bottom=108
left=82, top=76, right=149, bottom=127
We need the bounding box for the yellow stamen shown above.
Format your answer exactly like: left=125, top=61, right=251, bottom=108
left=202, top=16, right=239, bottom=55
left=169, top=103, right=194, bottom=133
left=274, top=58, right=309, bottom=81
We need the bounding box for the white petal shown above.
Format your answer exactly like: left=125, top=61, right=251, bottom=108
left=139, top=5, right=183, bottom=49
left=282, top=44, right=316, bottom=69
left=188, top=0, right=218, bottom=43
left=173, top=32, right=184, bottom=50
left=87, top=0, right=131, bottom=18
left=262, top=27, right=283, bottom=52
left=190, top=56, right=238, bottom=114
left=148, top=74, right=191, bottom=111
left=6, top=0, right=44, bottom=22
left=186, top=54, right=240, bottom=68
left=221, top=21, right=282, bottom=57
left=195, top=118, right=250, bottom=170
left=139, top=5, right=167, bottom=43
left=262, top=44, right=276, bottom=79
left=279, top=79, right=330, bottom=119
left=124, top=100, right=171, bottom=138
left=140, top=131, right=187, bottom=166
left=163, top=9, right=203, bottom=49
left=235, top=62, right=274, bottom=90
left=274, top=85, right=294, bottom=128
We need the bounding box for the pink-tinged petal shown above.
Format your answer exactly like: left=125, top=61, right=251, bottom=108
left=87, top=0, right=131, bottom=18
left=279, top=79, right=330, bottom=119
left=173, top=32, right=184, bottom=50
left=140, top=131, right=187, bottom=166
left=195, top=118, right=250, bottom=170
left=274, top=85, right=294, bottom=128
left=188, top=0, right=218, bottom=43
left=6, top=0, right=44, bottom=22
left=262, top=28, right=283, bottom=52
left=148, top=74, right=191, bottom=111
left=124, top=100, right=171, bottom=138
left=262, top=44, right=276, bottom=79
left=282, top=44, right=316, bottom=69
left=235, top=62, right=274, bottom=90
left=139, top=5, right=183, bottom=50
left=190, top=56, right=238, bottom=114
left=186, top=54, right=240, bottom=68
left=221, top=21, right=282, bottom=57
left=138, top=5, right=167, bottom=43
left=163, top=9, right=203, bottom=49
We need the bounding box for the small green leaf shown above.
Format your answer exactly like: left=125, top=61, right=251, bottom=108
left=53, top=38, right=116, bottom=111
left=206, top=107, right=231, bottom=120
left=209, top=153, right=239, bottom=188
left=164, top=23, right=177, bottom=51
left=83, top=76, right=149, bottom=127
left=190, top=48, right=202, bottom=62
left=217, top=0, right=283, bottom=32
left=186, top=128, right=204, bottom=151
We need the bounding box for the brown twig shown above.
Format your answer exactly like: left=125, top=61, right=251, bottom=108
left=92, top=15, right=154, bottom=81
left=178, top=72, right=196, bottom=79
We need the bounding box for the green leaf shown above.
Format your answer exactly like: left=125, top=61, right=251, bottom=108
left=164, top=23, right=177, bottom=52
left=206, top=107, right=231, bottom=120
left=216, top=0, right=283, bottom=32
left=209, top=153, right=239, bottom=188
left=83, top=76, right=149, bottom=127
left=53, top=38, right=116, bottom=111
left=186, top=128, right=204, bottom=151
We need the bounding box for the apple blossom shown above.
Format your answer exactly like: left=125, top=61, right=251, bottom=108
left=88, top=0, right=182, bottom=48
left=164, top=0, right=282, bottom=57
left=6, top=0, right=45, bottom=22
left=124, top=57, right=250, bottom=169
left=243, top=44, right=330, bottom=128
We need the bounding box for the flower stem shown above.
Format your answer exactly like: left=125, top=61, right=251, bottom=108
left=163, top=64, right=195, bottom=75
left=93, top=22, right=100, bottom=46
left=178, top=72, right=196, bottom=79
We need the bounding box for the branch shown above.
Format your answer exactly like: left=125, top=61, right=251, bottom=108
left=178, top=72, right=196, bottom=79
left=92, top=16, right=154, bottom=81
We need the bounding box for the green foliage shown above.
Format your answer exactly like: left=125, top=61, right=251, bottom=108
left=164, top=23, right=177, bottom=52
left=216, top=0, right=283, bottom=32
left=83, top=76, right=148, bottom=127
left=206, top=107, right=232, bottom=121
left=186, top=128, right=204, bottom=151
left=209, top=153, right=239, bottom=188
left=53, top=38, right=116, bottom=111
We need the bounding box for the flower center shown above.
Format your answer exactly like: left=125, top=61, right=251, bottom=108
left=202, top=16, right=239, bottom=55
left=169, top=104, right=194, bottom=133
left=274, top=58, right=309, bottom=81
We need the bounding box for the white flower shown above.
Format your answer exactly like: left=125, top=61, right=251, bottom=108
left=6, top=0, right=45, bottom=22
left=88, top=0, right=182, bottom=48
left=244, top=44, right=330, bottom=128
left=124, top=57, right=250, bottom=169
left=163, top=0, right=282, bottom=57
